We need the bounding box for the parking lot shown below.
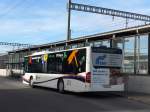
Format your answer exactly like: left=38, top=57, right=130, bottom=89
left=0, top=77, right=150, bottom=112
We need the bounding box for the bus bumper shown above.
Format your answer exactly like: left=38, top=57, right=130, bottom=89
left=84, top=84, right=124, bottom=92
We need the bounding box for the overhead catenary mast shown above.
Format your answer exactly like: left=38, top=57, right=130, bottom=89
left=67, top=0, right=71, bottom=41
left=66, top=1, right=150, bottom=41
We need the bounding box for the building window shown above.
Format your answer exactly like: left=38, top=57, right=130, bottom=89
left=137, top=35, right=148, bottom=74
left=122, top=35, right=148, bottom=74
left=102, top=40, right=110, bottom=47
left=123, top=37, right=135, bottom=73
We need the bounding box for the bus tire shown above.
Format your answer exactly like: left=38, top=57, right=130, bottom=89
left=29, top=76, right=34, bottom=88
left=57, top=79, right=64, bottom=93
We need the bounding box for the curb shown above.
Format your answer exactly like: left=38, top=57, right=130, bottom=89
left=128, top=96, right=150, bottom=105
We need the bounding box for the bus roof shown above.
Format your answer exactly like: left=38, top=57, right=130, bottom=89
left=25, top=46, right=90, bottom=57
left=25, top=46, right=122, bottom=57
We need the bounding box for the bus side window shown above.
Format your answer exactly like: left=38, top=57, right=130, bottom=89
left=31, top=58, right=43, bottom=73
left=47, top=54, right=57, bottom=73
left=77, top=49, right=86, bottom=73
left=55, top=55, right=63, bottom=74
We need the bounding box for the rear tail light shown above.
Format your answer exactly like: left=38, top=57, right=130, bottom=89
left=86, top=72, right=91, bottom=83
left=110, top=69, right=121, bottom=76
left=123, top=76, right=129, bottom=84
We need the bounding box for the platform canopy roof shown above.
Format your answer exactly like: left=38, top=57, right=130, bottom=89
left=9, top=24, right=150, bottom=53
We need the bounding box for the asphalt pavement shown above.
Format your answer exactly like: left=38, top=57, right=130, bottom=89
left=0, top=77, right=150, bottom=112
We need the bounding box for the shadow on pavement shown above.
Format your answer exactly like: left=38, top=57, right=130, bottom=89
left=33, top=86, right=122, bottom=99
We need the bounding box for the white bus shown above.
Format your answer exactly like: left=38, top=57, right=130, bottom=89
left=22, top=46, right=124, bottom=93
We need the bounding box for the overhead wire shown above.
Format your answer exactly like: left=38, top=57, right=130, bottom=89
left=71, top=14, right=146, bottom=37
left=0, top=0, right=148, bottom=45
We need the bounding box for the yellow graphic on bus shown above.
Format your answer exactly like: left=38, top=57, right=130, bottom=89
left=67, top=50, right=79, bottom=67
left=44, top=54, right=48, bottom=62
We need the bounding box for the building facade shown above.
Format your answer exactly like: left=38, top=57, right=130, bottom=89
left=7, top=24, right=150, bottom=75
left=3, top=24, right=150, bottom=93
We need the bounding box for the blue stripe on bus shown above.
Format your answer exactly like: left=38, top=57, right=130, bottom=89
left=33, top=75, right=85, bottom=84
left=63, top=75, right=85, bottom=82
left=33, top=78, right=59, bottom=84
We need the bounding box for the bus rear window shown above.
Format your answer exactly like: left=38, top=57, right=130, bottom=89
left=92, top=47, right=122, bottom=68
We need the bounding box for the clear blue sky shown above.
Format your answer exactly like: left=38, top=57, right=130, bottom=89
left=0, top=0, right=150, bottom=45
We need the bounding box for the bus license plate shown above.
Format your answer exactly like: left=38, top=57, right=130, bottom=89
left=103, top=85, right=111, bottom=88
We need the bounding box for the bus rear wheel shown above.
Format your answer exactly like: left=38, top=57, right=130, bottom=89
left=57, top=79, right=64, bottom=93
